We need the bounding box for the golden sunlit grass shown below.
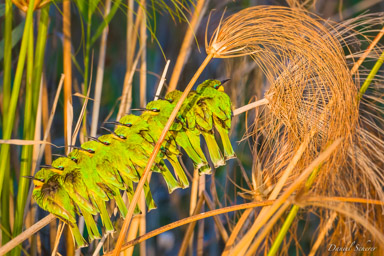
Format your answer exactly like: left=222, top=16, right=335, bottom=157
left=1, top=1, right=384, bottom=256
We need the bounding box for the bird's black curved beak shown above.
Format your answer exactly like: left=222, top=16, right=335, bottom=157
left=40, top=164, right=63, bottom=171
left=22, top=176, right=44, bottom=182
left=67, top=145, right=83, bottom=151
left=86, top=136, right=101, bottom=142
left=23, top=175, right=35, bottom=180
left=104, top=121, right=122, bottom=125
left=221, top=79, right=231, bottom=85
left=52, top=153, right=68, bottom=158
left=101, top=127, right=126, bottom=140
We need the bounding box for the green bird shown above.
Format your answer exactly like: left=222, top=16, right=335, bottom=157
left=97, top=134, right=157, bottom=212
left=32, top=168, right=88, bottom=248
left=196, top=79, right=235, bottom=160
left=49, top=158, right=101, bottom=241
left=65, top=149, right=115, bottom=233
left=80, top=140, right=128, bottom=218
left=167, top=89, right=225, bottom=168
left=115, top=114, right=181, bottom=193
left=165, top=91, right=212, bottom=174
left=141, top=108, right=190, bottom=188
left=51, top=157, right=112, bottom=235
left=145, top=99, right=210, bottom=174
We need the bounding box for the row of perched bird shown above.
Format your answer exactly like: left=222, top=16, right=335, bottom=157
left=30, top=79, right=235, bottom=248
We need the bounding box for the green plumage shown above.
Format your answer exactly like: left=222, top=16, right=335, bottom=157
left=80, top=141, right=128, bottom=218
left=97, top=134, right=157, bottom=211
left=32, top=81, right=235, bottom=246
left=50, top=158, right=101, bottom=241
left=147, top=99, right=210, bottom=172
left=141, top=108, right=190, bottom=188
left=196, top=80, right=235, bottom=160
left=115, top=115, right=180, bottom=193
left=65, top=150, right=115, bottom=233
left=166, top=88, right=226, bottom=168
left=32, top=169, right=88, bottom=248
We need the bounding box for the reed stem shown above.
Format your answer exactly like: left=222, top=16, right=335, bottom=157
left=63, top=0, right=73, bottom=149
left=90, top=0, right=112, bottom=137
left=13, top=5, right=51, bottom=255
left=0, top=214, right=56, bottom=256
left=359, top=49, right=384, bottom=98
left=2, top=0, right=13, bottom=123
left=0, top=0, right=35, bottom=204
left=1, top=0, right=13, bottom=246
left=13, top=21, right=35, bottom=256
left=82, top=0, right=94, bottom=138
left=139, top=0, right=147, bottom=108
left=167, top=0, right=207, bottom=92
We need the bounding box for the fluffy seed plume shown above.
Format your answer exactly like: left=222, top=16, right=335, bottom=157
left=212, top=6, right=384, bottom=254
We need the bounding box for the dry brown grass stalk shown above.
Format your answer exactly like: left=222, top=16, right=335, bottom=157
left=139, top=0, right=147, bottom=108
left=0, top=214, right=56, bottom=256
left=62, top=0, right=73, bottom=151
left=196, top=170, right=206, bottom=256
left=104, top=200, right=276, bottom=255
left=308, top=212, right=337, bottom=256
left=230, top=139, right=342, bottom=255
left=103, top=195, right=382, bottom=254
left=167, top=0, right=207, bottom=92
left=186, top=168, right=199, bottom=253
left=154, top=60, right=170, bottom=100
left=305, top=201, right=384, bottom=245
left=51, top=221, right=65, bottom=256
left=178, top=194, right=205, bottom=256
left=90, top=0, right=112, bottom=137
left=117, top=47, right=144, bottom=120
left=222, top=208, right=252, bottom=256
left=203, top=192, right=229, bottom=242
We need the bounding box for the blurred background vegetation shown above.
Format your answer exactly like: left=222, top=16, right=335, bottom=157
left=1, top=0, right=384, bottom=255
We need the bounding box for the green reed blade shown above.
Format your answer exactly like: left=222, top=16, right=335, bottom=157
left=11, top=6, right=51, bottom=256
left=1, top=0, right=13, bottom=247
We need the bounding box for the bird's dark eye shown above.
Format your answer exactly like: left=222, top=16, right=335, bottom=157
left=152, top=108, right=160, bottom=112
left=101, top=140, right=111, bottom=145
left=58, top=166, right=64, bottom=170
left=87, top=148, right=95, bottom=154
left=214, top=84, right=219, bottom=89
left=124, top=123, right=132, bottom=127
left=70, top=157, right=78, bottom=163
